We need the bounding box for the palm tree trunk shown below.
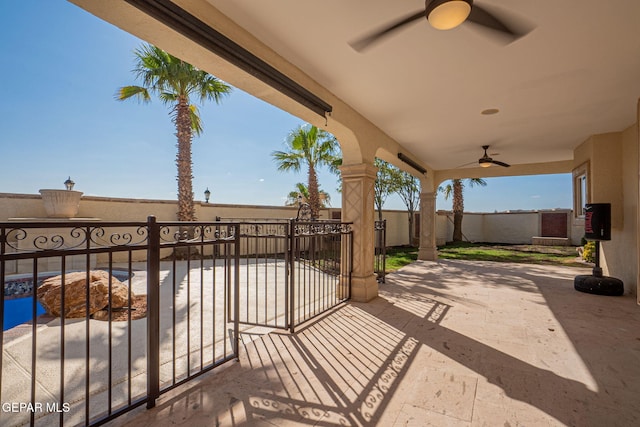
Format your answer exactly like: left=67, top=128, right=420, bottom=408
left=307, top=164, right=320, bottom=219
left=175, top=97, right=195, bottom=222
left=173, top=98, right=199, bottom=260
left=453, top=212, right=463, bottom=242
left=452, top=179, right=464, bottom=242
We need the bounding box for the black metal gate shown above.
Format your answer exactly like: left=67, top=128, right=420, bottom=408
left=227, top=212, right=353, bottom=332
left=289, top=219, right=352, bottom=332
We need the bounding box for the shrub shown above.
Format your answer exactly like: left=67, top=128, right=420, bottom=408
left=582, top=241, right=596, bottom=263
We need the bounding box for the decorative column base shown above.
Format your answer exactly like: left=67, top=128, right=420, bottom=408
left=350, top=274, right=378, bottom=302
left=418, top=247, right=438, bottom=261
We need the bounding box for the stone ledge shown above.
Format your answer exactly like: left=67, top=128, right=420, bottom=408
left=532, top=236, right=570, bottom=246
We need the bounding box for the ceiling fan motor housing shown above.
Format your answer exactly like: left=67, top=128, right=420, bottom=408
left=479, top=158, right=492, bottom=167
left=426, top=0, right=473, bottom=30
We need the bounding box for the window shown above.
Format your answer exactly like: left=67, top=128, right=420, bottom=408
left=578, top=174, right=587, bottom=215
left=573, top=163, right=589, bottom=218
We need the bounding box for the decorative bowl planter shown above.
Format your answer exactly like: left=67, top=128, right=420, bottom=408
left=39, top=189, right=83, bottom=218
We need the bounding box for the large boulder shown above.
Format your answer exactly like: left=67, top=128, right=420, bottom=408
left=37, top=270, right=134, bottom=318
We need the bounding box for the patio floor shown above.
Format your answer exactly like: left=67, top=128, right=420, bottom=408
left=108, top=259, right=640, bottom=426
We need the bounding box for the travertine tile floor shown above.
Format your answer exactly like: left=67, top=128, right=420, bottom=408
left=109, top=259, right=640, bottom=426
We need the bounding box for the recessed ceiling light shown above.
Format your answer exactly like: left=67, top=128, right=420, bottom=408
left=481, top=108, right=500, bottom=115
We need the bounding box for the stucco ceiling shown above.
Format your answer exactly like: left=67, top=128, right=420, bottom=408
left=205, top=0, right=640, bottom=171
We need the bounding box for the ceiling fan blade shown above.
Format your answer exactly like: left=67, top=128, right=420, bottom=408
left=350, top=10, right=425, bottom=52
left=455, top=160, right=479, bottom=168
left=467, top=5, right=512, bottom=35
left=491, top=159, right=511, bottom=168
left=466, top=4, right=529, bottom=41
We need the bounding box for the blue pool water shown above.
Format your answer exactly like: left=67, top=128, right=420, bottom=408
left=3, top=297, right=46, bottom=331
left=3, top=270, right=131, bottom=331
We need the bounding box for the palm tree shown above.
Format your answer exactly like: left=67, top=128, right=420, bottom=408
left=117, top=43, right=232, bottom=221
left=285, top=182, right=331, bottom=208
left=439, top=178, right=487, bottom=242
left=272, top=125, right=340, bottom=219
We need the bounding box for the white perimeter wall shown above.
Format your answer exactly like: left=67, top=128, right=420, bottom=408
left=0, top=193, right=582, bottom=247
left=436, top=210, right=582, bottom=246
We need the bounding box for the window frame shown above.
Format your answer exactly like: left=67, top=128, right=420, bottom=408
left=572, top=162, right=590, bottom=219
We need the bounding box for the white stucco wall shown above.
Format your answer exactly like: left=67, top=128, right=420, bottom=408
left=0, top=193, right=580, bottom=248
left=376, top=210, right=412, bottom=247
left=483, top=212, right=539, bottom=244
left=434, top=210, right=576, bottom=245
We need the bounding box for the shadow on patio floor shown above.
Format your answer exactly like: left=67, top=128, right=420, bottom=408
left=111, top=259, right=640, bottom=426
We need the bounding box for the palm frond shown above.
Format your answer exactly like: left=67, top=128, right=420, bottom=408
left=200, top=75, right=232, bottom=103
left=328, top=156, right=343, bottom=175
left=468, top=178, right=488, bottom=187
left=285, top=182, right=331, bottom=207
left=439, top=185, right=453, bottom=200
left=189, top=104, right=203, bottom=135
left=159, top=92, right=178, bottom=103
left=116, top=85, right=150, bottom=103
left=120, top=42, right=233, bottom=136
left=272, top=150, right=302, bottom=172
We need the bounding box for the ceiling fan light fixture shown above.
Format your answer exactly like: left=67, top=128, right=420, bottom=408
left=479, top=160, right=492, bottom=168
left=426, top=0, right=472, bottom=30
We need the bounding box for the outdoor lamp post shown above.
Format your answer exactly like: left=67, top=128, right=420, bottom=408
left=204, top=187, right=211, bottom=203
left=297, top=194, right=303, bottom=207
left=64, top=176, right=75, bottom=190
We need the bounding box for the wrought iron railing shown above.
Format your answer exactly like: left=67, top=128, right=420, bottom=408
left=375, top=219, right=387, bottom=283
left=0, top=216, right=352, bottom=426
left=0, top=218, right=240, bottom=427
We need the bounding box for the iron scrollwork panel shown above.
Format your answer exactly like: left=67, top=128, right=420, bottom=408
left=1, top=224, right=150, bottom=254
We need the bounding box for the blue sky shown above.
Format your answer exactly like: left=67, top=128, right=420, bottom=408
left=0, top=1, right=571, bottom=212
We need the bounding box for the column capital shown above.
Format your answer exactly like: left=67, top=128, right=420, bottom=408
left=420, top=191, right=437, bottom=200
left=340, top=163, right=378, bottom=179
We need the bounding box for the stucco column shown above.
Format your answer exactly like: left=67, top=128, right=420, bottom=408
left=418, top=191, right=438, bottom=261
left=340, top=163, right=378, bottom=302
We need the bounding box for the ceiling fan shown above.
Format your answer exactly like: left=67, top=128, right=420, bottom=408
left=478, top=145, right=510, bottom=168
left=350, top=0, right=532, bottom=52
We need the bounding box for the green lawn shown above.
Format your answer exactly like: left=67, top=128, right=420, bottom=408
left=384, top=246, right=421, bottom=271
left=384, top=242, right=590, bottom=272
